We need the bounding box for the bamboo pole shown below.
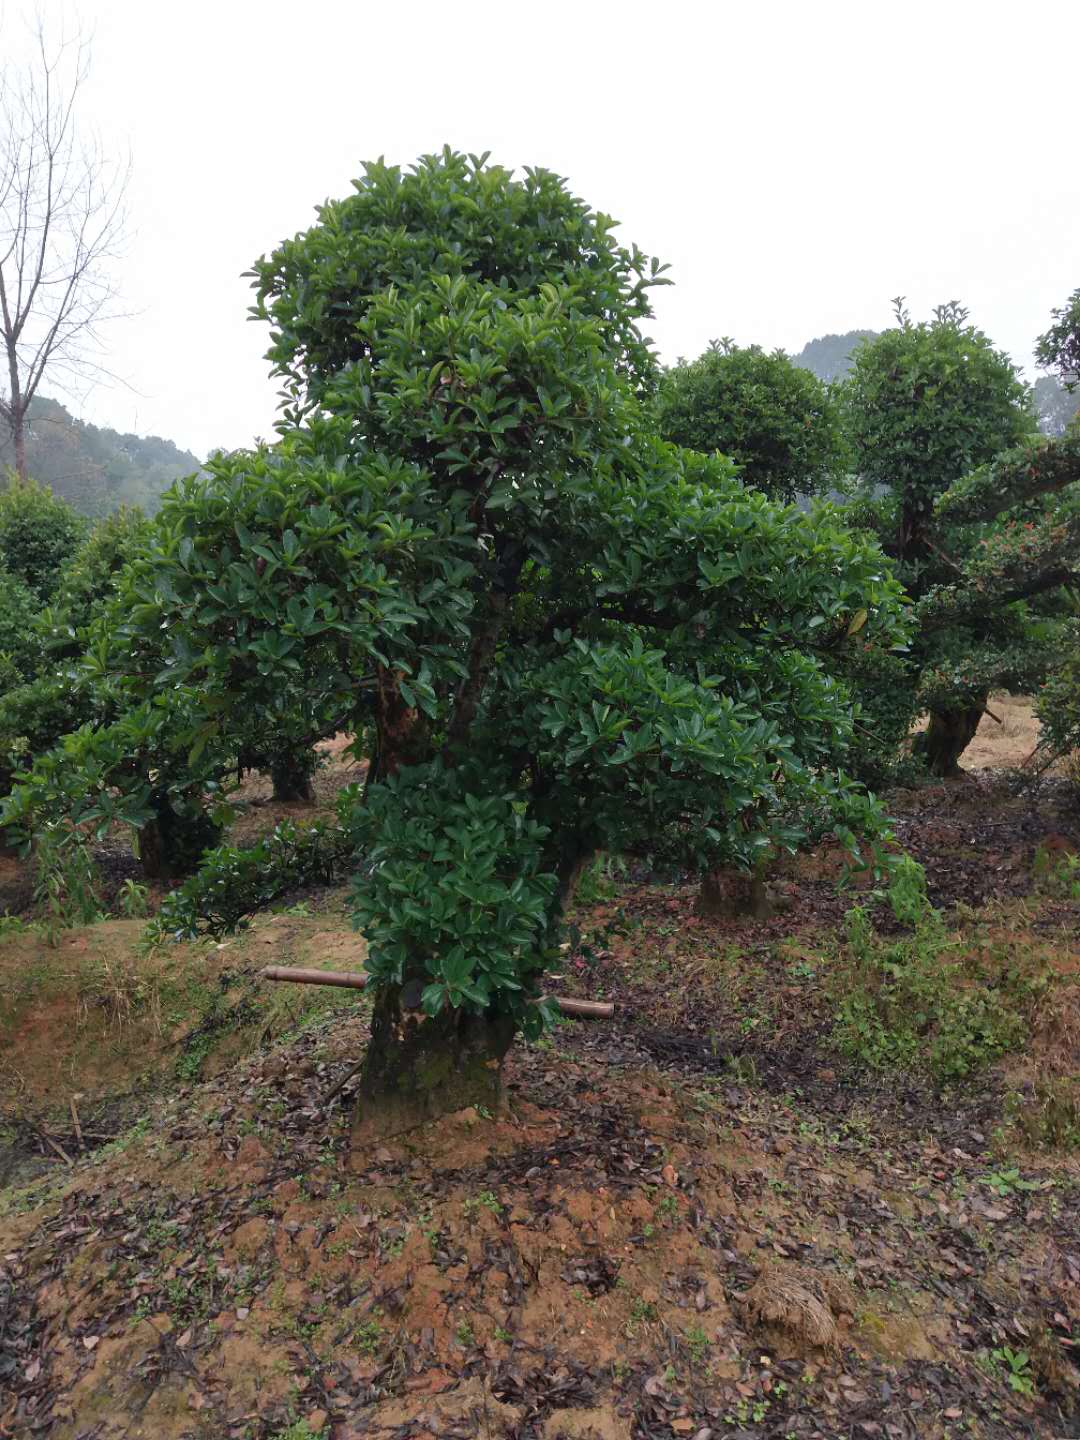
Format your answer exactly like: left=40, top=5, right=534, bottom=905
left=259, top=965, right=614, bottom=1019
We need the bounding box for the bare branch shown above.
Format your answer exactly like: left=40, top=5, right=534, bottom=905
left=0, top=9, right=129, bottom=477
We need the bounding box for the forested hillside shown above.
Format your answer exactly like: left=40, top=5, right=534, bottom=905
left=0, top=396, right=203, bottom=517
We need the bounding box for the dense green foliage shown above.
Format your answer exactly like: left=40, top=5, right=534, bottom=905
left=0, top=568, right=42, bottom=684
left=0, top=396, right=203, bottom=517
left=839, top=301, right=1064, bottom=774
left=844, top=302, right=1030, bottom=538
left=4, top=151, right=906, bottom=1042
left=0, top=479, right=86, bottom=602
left=1027, top=289, right=1080, bottom=770
left=1036, top=621, right=1080, bottom=765
left=38, top=507, right=154, bottom=657
left=155, top=813, right=358, bottom=940
left=0, top=506, right=153, bottom=806
left=0, top=675, right=93, bottom=797
left=656, top=340, right=849, bottom=502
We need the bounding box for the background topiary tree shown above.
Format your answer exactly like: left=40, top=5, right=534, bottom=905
left=0, top=477, right=86, bottom=602
left=5, top=152, right=906, bottom=1134
left=1035, top=287, right=1080, bottom=395
left=655, top=340, right=849, bottom=503
left=840, top=300, right=1050, bottom=775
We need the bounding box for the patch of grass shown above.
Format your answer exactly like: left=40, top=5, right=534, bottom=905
left=1006, top=1074, right=1080, bottom=1151
left=1032, top=846, right=1080, bottom=900
left=831, top=858, right=1050, bottom=1081
left=268, top=1422, right=322, bottom=1440
left=627, top=1297, right=658, bottom=1332
left=684, top=1323, right=709, bottom=1367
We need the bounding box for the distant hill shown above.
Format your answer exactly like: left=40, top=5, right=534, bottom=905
left=792, top=330, right=879, bottom=383
left=0, top=396, right=203, bottom=517
left=1033, top=374, right=1080, bottom=437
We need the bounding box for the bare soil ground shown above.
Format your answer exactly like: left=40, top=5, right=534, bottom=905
left=1, top=712, right=1079, bottom=1439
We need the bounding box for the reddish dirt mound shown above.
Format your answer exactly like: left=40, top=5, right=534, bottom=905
left=2, top=1014, right=1077, bottom=1439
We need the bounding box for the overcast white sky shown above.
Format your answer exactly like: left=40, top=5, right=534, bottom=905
left=8, top=0, right=1080, bottom=459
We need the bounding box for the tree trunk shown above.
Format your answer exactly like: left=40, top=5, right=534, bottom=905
left=353, top=983, right=516, bottom=1145
left=13, top=414, right=26, bottom=481
left=697, top=866, right=774, bottom=921
left=270, top=753, right=314, bottom=803
left=138, top=793, right=221, bottom=879
left=916, top=702, right=985, bottom=778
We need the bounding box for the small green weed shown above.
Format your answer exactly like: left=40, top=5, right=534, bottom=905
left=627, top=1297, right=658, bottom=1331
left=268, top=1422, right=321, bottom=1440
left=684, top=1323, right=709, bottom=1366
left=655, top=1194, right=679, bottom=1221
left=463, top=1190, right=503, bottom=1219
left=980, top=1167, right=1041, bottom=1198
left=354, top=1315, right=383, bottom=1355
left=117, top=879, right=149, bottom=919
left=33, top=822, right=102, bottom=943
left=989, top=1345, right=1036, bottom=1396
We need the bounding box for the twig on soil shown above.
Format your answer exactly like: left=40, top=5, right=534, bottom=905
left=321, top=1057, right=366, bottom=1108
left=39, top=1131, right=73, bottom=1166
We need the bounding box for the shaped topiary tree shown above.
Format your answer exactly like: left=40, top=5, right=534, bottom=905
left=840, top=300, right=1068, bottom=776
left=7, top=152, right=906, bottom=1133
left=655, top=339, right=849, bottom=503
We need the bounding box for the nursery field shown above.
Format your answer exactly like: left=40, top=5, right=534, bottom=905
left=2, top=709, right=1079, bottom=1439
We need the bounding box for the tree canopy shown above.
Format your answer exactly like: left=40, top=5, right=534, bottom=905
left=655, top=340, right=849, bottom=503
left=4, top=151, right=905, bottom=1132
left=1035, top=286, right=1080, bottom=393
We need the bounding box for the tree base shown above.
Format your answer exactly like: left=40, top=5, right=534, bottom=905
left=697, top=868, right=776, bottom=921
left=139, top=797, right=222, bottom=880
left=351, top=987, right=516, bottom=1146
left=915, top=703, right=985, bottom=778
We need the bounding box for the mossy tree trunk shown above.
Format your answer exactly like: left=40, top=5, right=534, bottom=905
left=916, top=700, right=986, bottom=778
left=353, top=981, right=516, bottom=1144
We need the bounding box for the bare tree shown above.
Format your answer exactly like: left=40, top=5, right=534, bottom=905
left=0, top=15, right=128, bottom=480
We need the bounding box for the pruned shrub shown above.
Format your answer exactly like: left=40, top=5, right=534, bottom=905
left=154, top=809, right=359, bottom=940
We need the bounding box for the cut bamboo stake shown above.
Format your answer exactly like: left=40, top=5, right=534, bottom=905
left=70, top=1094, right=84, bottom=1152
left=259, top=965, right=614, bottom=1019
